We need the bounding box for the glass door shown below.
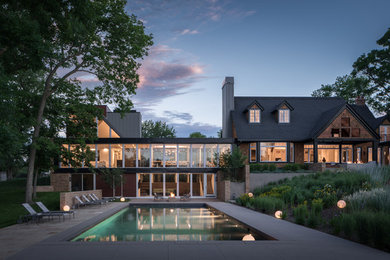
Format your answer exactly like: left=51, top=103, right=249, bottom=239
left=206, top=174, right=215, bottom=196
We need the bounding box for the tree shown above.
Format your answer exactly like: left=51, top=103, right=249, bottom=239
left=312, top=28, right=390, bottom=114
left=217, top=129, right=223, bottom=138
left=189, top=132, right=206, bottom=138
left=214, top=147, right=246, bottom=181
left=1, top=0, right=153, bottom=202
left=142, top=120, right=176, bottom=138
left=352, top=28, right=390, bottom=113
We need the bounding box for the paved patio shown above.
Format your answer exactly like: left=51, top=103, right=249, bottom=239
left=3, top=200, right=390, bottom=260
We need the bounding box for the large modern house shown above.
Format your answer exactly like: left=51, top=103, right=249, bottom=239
left=53, top=77, right=390, bottom=198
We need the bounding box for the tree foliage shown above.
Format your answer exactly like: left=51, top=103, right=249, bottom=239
left=312, top=28, right=390, bottom=114
left=214, top=147, right=246, bottom=181
left=141, top=120, right=176, bottom=138
left=189, top=132, right=206, bottom=138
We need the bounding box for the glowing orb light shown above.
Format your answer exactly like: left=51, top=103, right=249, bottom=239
left=242, top=234, right=255, bottom=241
left=63, top=205, right=70, bottom=211
left=275, top=210, right=283, bottom=219
left=337, top=200, right=346, bottom=209
left=120, top=197, right=125, bottom=202
left=248, top=192, right=253, bottom=198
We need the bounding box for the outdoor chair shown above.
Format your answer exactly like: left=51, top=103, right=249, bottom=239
left=81, top=194, right=103, bottom=205
left=180, top=193, right=191, bottom=201
left=73, top=195, right=96, bottom=208
left=21, top=203, right=64, bottom=223
left=91, top=193, right=113, bottom=202
left=88, top=194, right=107, bottom=204
left=36, top=201, right=75, bottom=219
left=153, top=193, right=163, bottom=201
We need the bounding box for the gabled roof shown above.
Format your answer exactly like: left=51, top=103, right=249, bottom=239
left=372, top=114, right=390, bottom=130
left=232, top=97, right=347, bottom=141
left=244, top=100, right=264, bottom=111
left=274, top=100, right=294, bottom=111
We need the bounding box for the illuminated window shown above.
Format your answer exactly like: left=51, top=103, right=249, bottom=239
left=250, top=143, right=257, bottom=162
left=260, top=142, right=287, bottom=162
left=380, top=125, right=390, bottom=142
left=304, top=144, right=314, bottom=163
left=290, top=143, right=294, bottom=162
left=279, top=109, right=290, bottom=123
left=318, top=145, right=339, bottom=163
left=368, top=147, right=373, bottom=162
left=249, top=109, right=260, bottom=123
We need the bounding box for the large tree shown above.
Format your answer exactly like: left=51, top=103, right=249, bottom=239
left=312, top=28, right=390, bottom=114
left=1, top=0, right=153, bottom=202
left=142, top=120, right=176, bottom=138
left=189, top=132, right=206, bottom=138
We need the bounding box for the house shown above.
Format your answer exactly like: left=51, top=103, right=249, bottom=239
left=222, top=76, right=390, bottom=168
left=52, top=76, right=389, bottom=198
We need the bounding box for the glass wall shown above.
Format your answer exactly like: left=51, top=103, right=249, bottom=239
left=97, top=144, right=109, bottom=167
left=152, top=174, right=163, bottom=196
left=368, top=147, right=373, bottom=162
left=179, top=174, right=190, bottom=196
left=85, top=144, right=96, bottom=168
left=125, top=144, right=137, bottom=167
left=219, top=144, right=231, bottom=155
left=138, top=174, right=150, bottom=197
left=138, top=144, right=150, bottom=167
left=206, top=174, right=215, bottom=195
left=165, top=144, right=177, bottom=167
left=304, top=144, right=314, bottom=163
left=318, top=145, right=339, bottom=163
left=110, top=144, right=123, bottom=168
left=152, top=144, right=164, bottom=167
left=260, top=142, right=287, bottom=162
left=205, top=144, right=217, bottom=167
left=192, top=174, right=204, bottom=196
left=165, top=174, right=177, bottom=196
left=341, top=145, right=353, bottom=163
left=178, top=144, right=190, bottom=167
left=192, top=144, right=204, bottom=167
left=250, top=143, right=257, bottom=162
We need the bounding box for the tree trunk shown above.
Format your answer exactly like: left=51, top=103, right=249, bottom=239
left=6, top=168, right=13, bottom=180
left=25, top=84, right=51, bottom=203
left=33, top=168, right=39, bottom=199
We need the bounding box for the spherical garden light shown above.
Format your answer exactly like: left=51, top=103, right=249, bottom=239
left=337, top=200, right=346, bottom=209
left=63, top=205, right=70, bottom=212
left=248, top=192, right=253, bottom=198
left=242, top=234, right=255, bottom=241
left=274, top=210, right=283, bottom=219
left=120, top=197, right=125, bottom=202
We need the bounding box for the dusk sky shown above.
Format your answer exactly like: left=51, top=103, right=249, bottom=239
left=120, top=0, right=390, bottom=137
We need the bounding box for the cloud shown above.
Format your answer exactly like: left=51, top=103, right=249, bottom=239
left=76, top=74, right=99, bottom=83
left=163, top=111, right=193, bottom=123
left=180, top=29, right=199, bottom=35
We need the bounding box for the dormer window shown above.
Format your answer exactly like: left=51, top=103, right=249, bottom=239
left=249, top=108, right=260, bottom=123
left=279, top=109, right=290, bottom=123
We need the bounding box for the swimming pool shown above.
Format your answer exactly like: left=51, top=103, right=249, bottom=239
left=72, top=204, right=268, bottom=242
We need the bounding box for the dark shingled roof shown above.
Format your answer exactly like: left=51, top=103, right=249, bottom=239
left=349, top=104, right=378, bottom=130
left=232, top=97, right=348, bottom=141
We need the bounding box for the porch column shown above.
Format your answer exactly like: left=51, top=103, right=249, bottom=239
left=339, top=144, right=342, bottom=163
left=313, top=140, right=318, bottom=163
left=286, top=142, right=291, bottom=162
left=373, top=141, right=378, bottom=162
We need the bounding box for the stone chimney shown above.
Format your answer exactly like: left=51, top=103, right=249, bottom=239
left=222, top=77, right=234, bottom=138
left=355, top=96, right=365, bottom=105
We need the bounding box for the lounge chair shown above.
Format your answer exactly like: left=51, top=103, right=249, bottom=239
left=21, top=203, right=64, bottom=222
left=180, top=193, right=191, bottom=201
left=73, top=195, right=96, bottom=208
left=91, top=193, right=113, bottom=202
left=36, top=201, right=75, bottom=219
left=153, top=193, right=163, bottom=201
left=81, top=194, right=103, bottom=205
left=88, top=194, right=107, bottom=204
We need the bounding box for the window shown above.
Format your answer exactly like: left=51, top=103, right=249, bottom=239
left=341, top=128, right=350, bottom=137
left=260, top=142, right=287, bottom=162
left=341, top=145, right=353, bottom=163
left=205, top=144, right=218, bottom=167
left=97, top=144, right=109, bottom=167
left=110, top=144, right=123, bottom=167
left=341, top=117, right=350, bottom=127
left=97, top=120, right=120, bottom=138
left=164, top=144, right=177, bottom=167
left=178, top=144, right=190, bottom=167
left=331, top=128, right=340, bottom=137
left=380, top=125, right=390, bottom=142
left=290, top=143, right=294, bottom=162
left=249, top=109, right=260, bottom=123
left=318, top=145, right=339, bottom=163
left=152, top=144, right=164, bottom=167
left=304, top=144, right=314, bottom=163
left=249, top=143, right=257, bottom=162
left=368, top=147, right=373, bottom=162
left=279, top=109, right=290, bottom=123
left=357, top=147, right=362, bottom=163
left=192, top=144, right=204, bottom=167
left=138, top=144, right=150, bottom=167
left=351, top=128, right=360, bottom=137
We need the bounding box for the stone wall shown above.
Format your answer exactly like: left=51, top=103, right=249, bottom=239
left=36, top=186, right=54, bottom=192
left=249, top=172, right=317, bottom=191
left=60, top=189, right=102, bottom=210
left=51, top=173, right=71, bottom=192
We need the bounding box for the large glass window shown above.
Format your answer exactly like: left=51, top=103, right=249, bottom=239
left=205, top=144, right=217, bottom=167
left=179, top=174, right=190, bottom=196
left=260, top=142, right=287, bottom=162
left=152, top=174, right=163, bottom=196
left=97, top=144, right=109, bottom=167
left=304, top=144, right=314, bottom=163
left=152, top=144, right=164, bottom=167
left=138, top=144, right=150, bottom=167
left=192, top=174, right=204, bottom=196
left=97, top=120, right=120, bottom=138
left=249, top=109, right=260, bottom=123
left=192, top=144, right=204, bottom=167
left=368, top=147, right=373, bottom=162
left=318, top=145, right=339, bottom=163
left=218, top=144, right=231, bottom=155
left=164, top=144, right=177, bottom=167
left=250, top=143, right=257, bottom=162
left=138, top=174, right=150, bottom=196
left=341, top=145, right=353, bottom=163
left=380, top=125, right=390, bottom=142
left=124, top=144, right=136, bottom=167
left=85, top=144, right=96, bottom=168
left=83, top=174, right=93, bottom=190
left=357, top=147, right=362, bottom=163
left=206, top=174, right=215, bottom=195
left=165, top=174, right=177, bottom=196
left=279, top=109, right=290, bottom=123
left=178, top=144, right=190, bottom=167
left=110, top=144, right=123, bottom=168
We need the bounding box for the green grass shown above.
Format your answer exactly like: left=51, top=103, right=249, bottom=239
left=0, top=178, right=60, bottom=228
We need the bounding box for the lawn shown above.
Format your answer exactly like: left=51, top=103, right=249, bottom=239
left=236, top=167, right=390, bottom=251
left=0, top=178, right=60, bottom=228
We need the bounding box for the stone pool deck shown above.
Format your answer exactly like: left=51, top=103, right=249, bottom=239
left=3, top=200, right=390, bottom=260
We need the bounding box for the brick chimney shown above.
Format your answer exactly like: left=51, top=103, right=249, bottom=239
left=355, top=96, right=365, bottom=105
left=222, top=77, right=234, bottom=138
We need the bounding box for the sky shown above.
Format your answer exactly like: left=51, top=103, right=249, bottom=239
left=112, top=0, right=389, bottom=137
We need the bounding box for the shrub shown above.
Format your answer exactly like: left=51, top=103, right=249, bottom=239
left=260, top=185, right=292, bottom=199
left=293, top=204, right=308, bottom=225
left=311, top=198, right=323, bottom=216
left=236, top=193, right=252, bottom=206
left=252, top=196, right=285, bottom=214
left=344, top=188, right=390, bottom=213
left=307, top=211, right=321, bottom=228
left=282, top=164, right=299, bottom=172
left=314, top=184, right=337, bottom=208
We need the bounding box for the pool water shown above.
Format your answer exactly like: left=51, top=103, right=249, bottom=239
left=72, top=205, right=267, bottom=242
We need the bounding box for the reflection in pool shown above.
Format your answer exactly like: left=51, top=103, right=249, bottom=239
left=72, top=206, right=267, bottom=242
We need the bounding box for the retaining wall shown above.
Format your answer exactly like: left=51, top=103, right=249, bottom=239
left=60, top=190, right=102, bottom=210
